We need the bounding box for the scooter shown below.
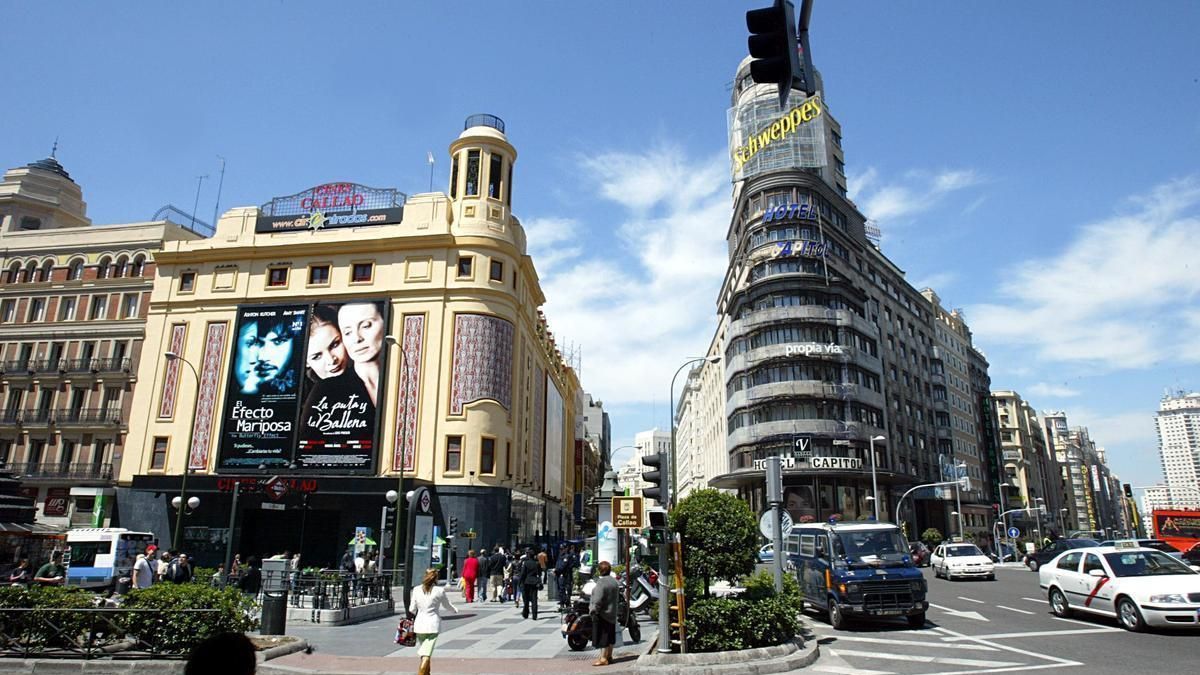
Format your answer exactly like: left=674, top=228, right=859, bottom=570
left=560, top=579, right=642, bottom=650
left=627, top=565, right=658, bottom=615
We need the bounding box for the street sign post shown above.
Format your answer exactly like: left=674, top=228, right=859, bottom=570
left=1008, top=526, right=1020, bottom=539
left=759, top=509, right=794, bottom=540
left=613, top=496, right=644, bottom=529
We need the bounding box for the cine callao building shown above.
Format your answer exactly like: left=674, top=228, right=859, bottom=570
left=691, top=57, right=997, bottom=539
left=118, top=115, right=585, bottom=568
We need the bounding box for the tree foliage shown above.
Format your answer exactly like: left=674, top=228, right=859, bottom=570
left=921, top=528, right=943, bottom=547
left=669, top=488, right=758, bottom=590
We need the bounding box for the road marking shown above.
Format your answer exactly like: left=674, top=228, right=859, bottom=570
left=829, top=649, right=1022, bottom=668
left=957, top=596, right=986, bottom=604
left=831, top=635, right=999, bottom=651
left=940, top=627, right=1121, bottom=641
left=930, top=626, right=1083, bottom=668
left=996, top=605, right=1035, bottom=615
left=1021, top=597, right=1043, bottom=603
left=1051, top=616, right=1121, bottom=630
left=929, top=602, right=989, bottom=621
left=810, top=662, right=895, bottom=675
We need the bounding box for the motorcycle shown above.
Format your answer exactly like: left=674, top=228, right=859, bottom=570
left=560, top=578, right=642, bottom=650
left=627, top=564, right=658, bottom=615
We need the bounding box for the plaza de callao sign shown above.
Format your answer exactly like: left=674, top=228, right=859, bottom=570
left=257, top=182, right=407, bottom=233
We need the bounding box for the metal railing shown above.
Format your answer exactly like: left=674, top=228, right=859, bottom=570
left=1, top=462, right=113, bottom=480
left=0, top=408, right=122, bottom=427
left=0, top=358, right=131, bottom=375
left=0, top=607, right=222, bottom=659
left=272, top=571, right=394, bottom=623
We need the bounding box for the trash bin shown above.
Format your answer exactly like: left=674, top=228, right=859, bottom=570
left=261, top=590, right=288, bottom=635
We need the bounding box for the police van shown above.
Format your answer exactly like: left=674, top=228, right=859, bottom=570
left=786, top=521, right=928, bottom=629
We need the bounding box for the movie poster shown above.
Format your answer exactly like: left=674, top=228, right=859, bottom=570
left=217, top=305, right=308, bottom=469
left=295, top=299, right=388, bottom=472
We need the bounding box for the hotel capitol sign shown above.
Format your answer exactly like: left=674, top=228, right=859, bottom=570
left=257, top=182, right=407, bottom=233
left=751, top=437, right=864, bottom=472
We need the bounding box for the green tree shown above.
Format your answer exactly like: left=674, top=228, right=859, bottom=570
left=669, top=489, right=758, bottom=594
left=921, top=527, right=943, bottom=547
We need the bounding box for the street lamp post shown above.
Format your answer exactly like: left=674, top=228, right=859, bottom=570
left=669, top=356, right=720, bottom=507
left=1059, top=508, right=1069, bottom=535
left=165, top=351, right=202, bottom=551
left=384, top=335, right=411, bottom=588
left=868, top=435, right=885, bottom=520
left=954, top=462, right=965, bottom=538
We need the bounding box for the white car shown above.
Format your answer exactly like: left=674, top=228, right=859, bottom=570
left=931, top=543, right=995, bottom=581
left=1038, top=544, right=1200, bottom=631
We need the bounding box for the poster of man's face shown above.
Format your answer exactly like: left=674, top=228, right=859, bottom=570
left=234, top=313, right=303, bottom=395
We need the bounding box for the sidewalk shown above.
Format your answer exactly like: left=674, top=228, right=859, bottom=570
left=262, top=586, right=654, bottom=674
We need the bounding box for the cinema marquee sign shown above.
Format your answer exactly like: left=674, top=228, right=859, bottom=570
left=257, top=182, right=407, bottom=233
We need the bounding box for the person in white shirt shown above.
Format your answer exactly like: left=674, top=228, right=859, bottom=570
left=408, top=568, right=458, bottom=675
left=132, top=550, right=154, bottom=590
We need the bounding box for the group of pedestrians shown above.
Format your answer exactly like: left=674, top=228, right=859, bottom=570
left=5, top=551, right=69, bottom=586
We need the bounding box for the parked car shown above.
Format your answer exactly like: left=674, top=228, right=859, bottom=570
left=930, top=543, right=995, bottom=580
left=908, top=541, right=930, bottom=567
left=757, top=543, right=774, bottom=564
left=1025, top=538, right=1099, bottom=572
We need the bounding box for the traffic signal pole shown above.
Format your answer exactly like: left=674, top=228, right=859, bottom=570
left=767, top=456, right=785, bottom=593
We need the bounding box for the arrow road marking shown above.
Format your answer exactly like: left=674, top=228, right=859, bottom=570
left=828, top=649, right=1022, bottom=668
left=941, top=627, right=1121, bottom=641
left=957, top=596, right=986, bottom=604
left=931, top=626, right=1083, bottom=668
left=929, top=602, right=990, bottom=621
left=997, top=605, right=1035, bottom=615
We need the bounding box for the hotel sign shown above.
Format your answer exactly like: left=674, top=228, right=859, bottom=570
left=752, top=455, right=863, bottom=471
left=257, top=182, right=406, bottom=233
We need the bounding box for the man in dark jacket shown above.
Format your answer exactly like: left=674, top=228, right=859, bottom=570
left=517, top=548, right=542, bottom=620
left=555, top=545, right=578, bottom=607
left=489, top=546, right=506, bottom=602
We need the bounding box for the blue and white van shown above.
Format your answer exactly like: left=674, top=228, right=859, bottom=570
left=787, top=521, right=928, bottom=629
left=64, top=528, right=156, bottom=591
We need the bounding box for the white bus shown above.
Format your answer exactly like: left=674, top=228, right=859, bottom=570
left=64, top=528, right=156, bottom=590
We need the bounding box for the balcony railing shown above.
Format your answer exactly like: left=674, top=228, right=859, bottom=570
left=0, top=408, right=122, bottom=426
left=0, top=358, right=131, bottom=375
left=1, top=462, right=113, bottom=480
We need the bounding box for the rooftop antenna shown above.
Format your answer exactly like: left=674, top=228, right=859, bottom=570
left=191, top=174, right=208, bottom=232
left=427, top=151, right=435, bottom=193
left=212, top=156, right=226, bottom=229
left=50, top=137, right=59, bottom=158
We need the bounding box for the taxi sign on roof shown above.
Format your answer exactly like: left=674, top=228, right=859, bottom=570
left=1114, top=540, right=1139, bottom=550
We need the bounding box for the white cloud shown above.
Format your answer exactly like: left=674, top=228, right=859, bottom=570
left=911, top=271, right=957, bottom=293
left=1027, top=382, right=1081, bottom=399
left=847, top=166, right=983, bottom=225
left=527, top=145, right=730, bottom=406
left=970, top=176, right=1200, bottom=368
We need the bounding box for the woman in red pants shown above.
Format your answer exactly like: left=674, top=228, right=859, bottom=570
left=461, top=550, right=479, bottom=604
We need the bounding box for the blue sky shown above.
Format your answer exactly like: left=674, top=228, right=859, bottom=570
left=5, top=2, right=1199, bottom=490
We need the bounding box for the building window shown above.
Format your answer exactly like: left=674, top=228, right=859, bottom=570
left=308, top=264, right=330, bottom=286
left=505, top=441, right=512, bottom=477
left=351, top=262, right=374, bottom=283
left=480, top=437, right=496, bottom=474
left=150, top=437, right=168, bottom=471
left=28, top=298, right=45, bottom=322
left=267, top=266, right=289, bottom=288
left=57, top=297, right=76, bottom=321
left=28, top=440, right=45, bottom=465
left=489, top=259, right=504, bottom=282
left=121, top=293, right=139, bottom=319
left=0, top=299, right=14, bottom=323
left=19, top=217, right=41, bottom=230
left=131, top=255, right=146, bottom=277
left=0, top=440, right=10, bottom=465
left=465, top=150, right=480, bottom=197
left=89, top=296, right=106, bottom=320
left=96, top=257, right=111, bottom=280
left=488, top=153, right=503, bottom=199
left=178, top=271, right=196, bottom=293
left=506, top=163, right=513, bottom=205
left=445, top=435, right=463, bottom=473
left=457, top=256, right=473, bottom=278
left=450, top=155, right=459, bottom=199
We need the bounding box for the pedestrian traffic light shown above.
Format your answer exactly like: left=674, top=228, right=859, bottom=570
left=641, top=451, right=669, bottom=503
left=448, top=516, right=458, bottom=538
left=746, top=0, right=804, bottom=107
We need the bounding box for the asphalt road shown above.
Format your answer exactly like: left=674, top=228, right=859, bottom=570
left=806, top=563, right=1198, bottom=675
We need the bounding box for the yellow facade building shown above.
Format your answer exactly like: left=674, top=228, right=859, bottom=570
left=117, top=115, right=584, bottom=568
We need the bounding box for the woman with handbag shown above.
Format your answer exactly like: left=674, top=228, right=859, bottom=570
left=407, top=568, right=458, bottom=675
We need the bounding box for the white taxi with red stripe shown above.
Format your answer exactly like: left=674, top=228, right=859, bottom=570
left=1038, top=542, right=1200, bottom=631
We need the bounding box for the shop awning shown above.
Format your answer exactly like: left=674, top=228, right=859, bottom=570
left=0, top=522, right=67, bottom=535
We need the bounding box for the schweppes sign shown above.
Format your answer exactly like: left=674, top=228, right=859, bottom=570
left=732, top=95, right=823, bottom=171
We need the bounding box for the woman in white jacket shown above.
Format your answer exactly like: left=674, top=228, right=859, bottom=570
left=408, top=568, right=458, bottom=675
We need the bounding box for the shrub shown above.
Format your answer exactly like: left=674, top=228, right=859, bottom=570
left=686, top=592, right=800, bottom=653
left=192, top=566, right=219, bottom=584
left=670, top=489, right=758, bottom=593
left=0, top=585, right=97, bottom=650
left=921, top=528, right=943, bottom=547
left=741, top=569, right=803, bottom=616
left=119, top=583, right=258, bottom=653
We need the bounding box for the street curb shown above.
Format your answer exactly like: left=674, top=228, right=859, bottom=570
left=258, top=638, right=311, bottom=663
left=633, top=636, right=819, bottom=674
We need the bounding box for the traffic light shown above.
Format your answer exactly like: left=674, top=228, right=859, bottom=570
left=641, top=451, right=669, bottom=503
left=746, top=0, right=804, bottom=107
left=448, top=516, right=458, bottom=538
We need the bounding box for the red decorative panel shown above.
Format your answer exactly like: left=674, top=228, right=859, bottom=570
left=393, top=314, right=425, bottom=472
left=157, top=324, right=188, bottom=418
left=188, top=322, right=227, bottom=470
left=449, top=314, right=514, bottom=415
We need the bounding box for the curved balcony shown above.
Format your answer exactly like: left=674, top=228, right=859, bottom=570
left=726, top=419, right=872, bottom=454
left=726, top=343, right=881, bottom=379
left=726, top=381, right=885, bottom=413
left=729, top=305, right=877, bottom=339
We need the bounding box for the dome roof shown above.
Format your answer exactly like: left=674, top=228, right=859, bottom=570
left=25, top=155, right=73, bottom=182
